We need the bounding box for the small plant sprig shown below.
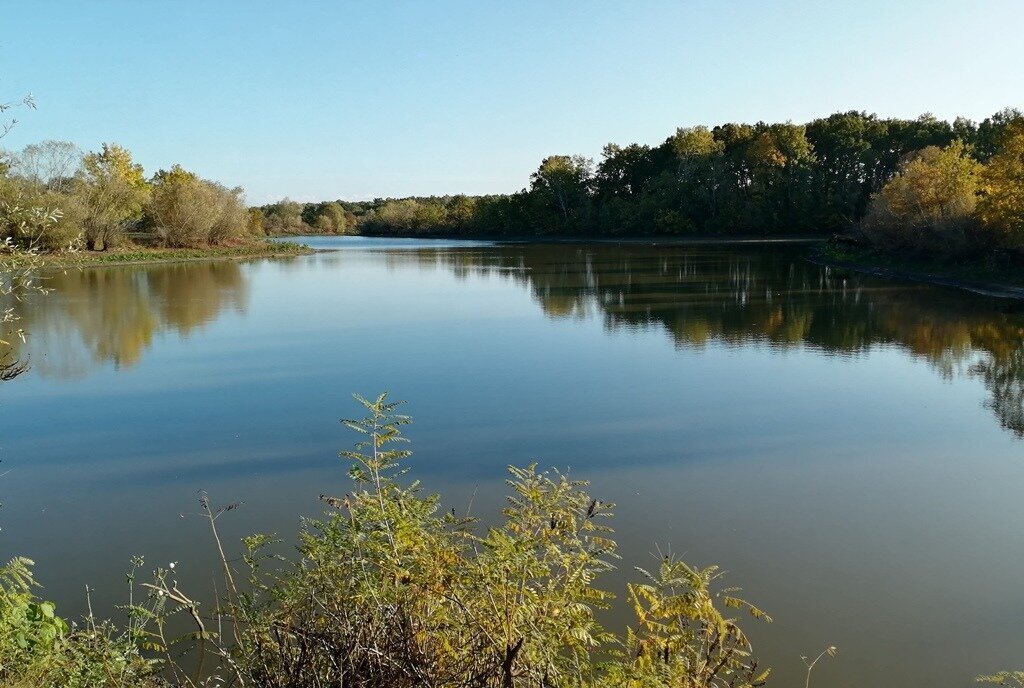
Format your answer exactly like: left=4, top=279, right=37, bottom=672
left=0, top=93, right=34, bottom=140
left=802, top=644, right=837, bottom=688
left=612, top=553, right=772, bottom=687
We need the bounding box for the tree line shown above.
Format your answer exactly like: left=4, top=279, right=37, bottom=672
left=255, top=197, right=358, bottom=235
left=11, top=108, right=1020, bottom=257
left=328, top=109, right=1024, bottom=256
left=0, top=141, right=263, bottom=251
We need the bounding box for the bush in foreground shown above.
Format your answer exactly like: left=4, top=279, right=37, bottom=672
left=1, top=394, right=774, bottom=687
left=0, top=557, right=158, bottom=688
left=190, top=393, right=771, bottom=687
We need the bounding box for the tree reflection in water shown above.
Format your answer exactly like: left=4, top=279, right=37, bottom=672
left=7, top=244, right=1024, bottom=437
left=4, top=261, right=247, bottom=378
left=387, top=244, right=1024, bottom=438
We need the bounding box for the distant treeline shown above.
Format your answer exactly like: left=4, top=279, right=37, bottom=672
left=269, top=109, right=1024, bottom=255
left=254, top=197, right=358, bottom=236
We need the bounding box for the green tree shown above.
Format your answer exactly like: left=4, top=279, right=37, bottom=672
left=304, top=201, right=350, bottom=234
left=445, top=194, right=477, bottom=229
left=413, top=199, right=447, bottom=231
left=76, top=143, right=150, bottom=250
left=377, top=199, right=417, bottom=230
left=974, top=108, right=1024, bottom=162
left=597, top=143, right=658, bottom=200
left=670, top=126, right=726, bottom=221
left=805, top=111, right=886, bottom=226
left=261, top=197, right=305, bottom=234
left=529, top=155, right=594, bottom=232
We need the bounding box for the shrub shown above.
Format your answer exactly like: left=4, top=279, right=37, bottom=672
left=205, top=394, right=770, bottom=688
left=147, top=165, right=249, bottom=247
left=0, top=178, right=79, bottom=252
left=0, top=557, right=157, bottom=688
left=862, top=141, right=982, bottom=254
left=0, top=395, right=771, bottom=688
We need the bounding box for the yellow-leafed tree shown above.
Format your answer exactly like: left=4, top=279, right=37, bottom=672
left=862, top=140, right=981, bottom=253
left=977, top=119, right=1024, bottom=249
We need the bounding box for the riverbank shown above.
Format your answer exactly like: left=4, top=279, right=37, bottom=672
left=356, top=231, right=828, bottom=246
left=37, top=233, right=1024, bottom=303
left=284, top=231, right=1024, bottom=299
left=812, top=241, right=1024, bottom=300
left=33, top=240, right=312, bottom=268
left=497, top=234, right=826, bottom=246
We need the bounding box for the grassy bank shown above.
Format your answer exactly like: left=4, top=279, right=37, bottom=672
left=33, top=240, right=312, bottom=268
left=812, top=239, right=1024, bottom=298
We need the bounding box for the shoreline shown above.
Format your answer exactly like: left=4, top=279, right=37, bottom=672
left=34, top=242, right=314, bottom=269
left=354, top=233, right=829, bottom=246
left=362, top=232, right=1024, bottom=300
left=809, top=254, right=1024, bottom=301
left=26, top=235, right=1024, bottom=302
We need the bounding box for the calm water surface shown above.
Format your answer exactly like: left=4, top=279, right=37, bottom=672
left=3, top=237, right=1024, bottom=687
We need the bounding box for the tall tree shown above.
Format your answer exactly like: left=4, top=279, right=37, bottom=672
left=528, top=155, right=593, bottom=233
left=974, top=108, right=1024, bottom=162
left=977, top=119, right=1024, bottom=249
left=76, top=143, right=150, bottom=250
left=10, top=140, right=82, bottom=193
left=806, top=112, right=885, bottom=226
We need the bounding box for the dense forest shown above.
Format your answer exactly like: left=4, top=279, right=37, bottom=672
left=255, top=109, right=1024, bottom=258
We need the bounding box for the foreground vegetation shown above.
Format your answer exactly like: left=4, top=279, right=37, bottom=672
left=0, top=395, right=1018, bottom=687
left=1, top=394, right=779, bottom=687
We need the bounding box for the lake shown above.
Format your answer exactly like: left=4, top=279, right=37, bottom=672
left=2, top=236, right=1023, bottom=687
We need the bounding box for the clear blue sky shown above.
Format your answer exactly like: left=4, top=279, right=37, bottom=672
left=3, top=0, right=1022, bottom=204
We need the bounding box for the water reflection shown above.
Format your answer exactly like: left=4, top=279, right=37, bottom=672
left=7, top=262, right=247, bottom=378
left=4, top=240, right=1024, bottom=688
left=8, top=244, right=1024, bottom=438
left=372, top=244, right=1024, bottom=439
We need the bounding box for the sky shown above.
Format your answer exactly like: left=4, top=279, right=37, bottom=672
left=2, top=0, right=1022, bottom=204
